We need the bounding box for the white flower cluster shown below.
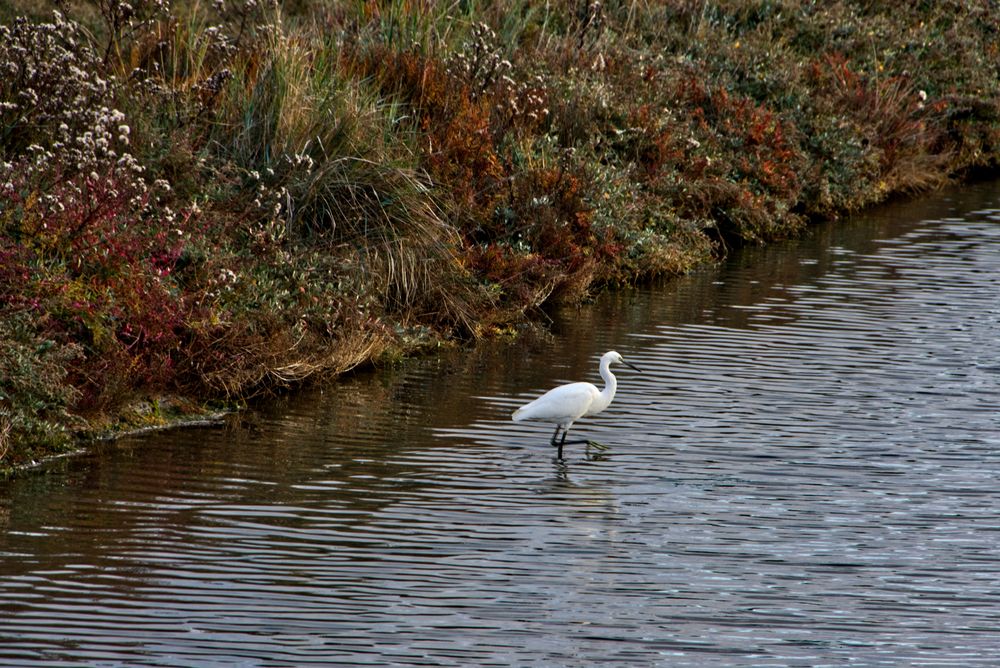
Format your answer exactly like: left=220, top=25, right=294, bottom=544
left=444, top=22, right=550, bottom=125
left=0, top=12, right=171, bottom=221
left=236, top=147, right=319, bottom=245
left=96, top=0, right=171, bottom=38
left=446, top=22, right=512, bottom=96
left=208, top=0, right=280, bottom=50
left=199, top=67, right=234, bottom=96
left=495, top=72, right=550, bottom=126
left=577, top=1, right=604, bottom=46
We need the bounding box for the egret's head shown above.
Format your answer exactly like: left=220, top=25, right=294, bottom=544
left=604, top=350, right=641, bottom=372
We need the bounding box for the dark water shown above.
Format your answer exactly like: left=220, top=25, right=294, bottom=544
left=2, top=181, right=1000, bottom=666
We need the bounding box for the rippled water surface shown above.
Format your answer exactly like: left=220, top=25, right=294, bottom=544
left=3, top=182, right=1000, bottom=666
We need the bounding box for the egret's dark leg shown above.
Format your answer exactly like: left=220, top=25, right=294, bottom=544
left=550, top=425, right=563, bottom=446
left=556, top=428, right=569, bottom=459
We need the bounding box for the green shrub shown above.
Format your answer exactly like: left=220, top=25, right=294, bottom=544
left=0, top=313, right=82, bottom=467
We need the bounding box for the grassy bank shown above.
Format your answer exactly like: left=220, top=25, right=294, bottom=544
left=2, top=0, right=999, bottom=471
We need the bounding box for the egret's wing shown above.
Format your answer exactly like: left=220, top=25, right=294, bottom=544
left=512, top=382, right=597, bottom=421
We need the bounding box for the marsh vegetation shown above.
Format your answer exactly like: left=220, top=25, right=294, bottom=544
left=2, top=0, right=999, bottom=468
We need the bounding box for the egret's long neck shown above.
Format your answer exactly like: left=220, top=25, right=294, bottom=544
left=595, top=358, right=617, bottom=411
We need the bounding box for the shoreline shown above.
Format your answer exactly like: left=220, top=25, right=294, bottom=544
left=3, top=3, right=999, bottom=473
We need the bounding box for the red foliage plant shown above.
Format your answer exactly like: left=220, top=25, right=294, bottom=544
left=810, top=53, right=950, bottom=192
left=351, top=46, right=504, bottom=213
left=2, top=165, right=198, bottom=410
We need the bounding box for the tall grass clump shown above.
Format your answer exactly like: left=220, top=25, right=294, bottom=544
left=208, top=26, right=483, bottom=329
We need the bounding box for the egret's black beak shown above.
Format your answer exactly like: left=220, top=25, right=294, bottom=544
left=623, top=360, right=642, bottom=373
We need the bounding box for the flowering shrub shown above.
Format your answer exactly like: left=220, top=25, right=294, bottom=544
left=0, top=11, right=195, bottom=422
left=1, top=13, right=108, bottom=158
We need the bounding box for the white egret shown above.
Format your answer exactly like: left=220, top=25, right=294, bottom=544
left=511, top=350, right=641, bottom=458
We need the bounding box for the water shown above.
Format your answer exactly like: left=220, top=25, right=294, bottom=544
left=2, top=181, right=1000, bottom=666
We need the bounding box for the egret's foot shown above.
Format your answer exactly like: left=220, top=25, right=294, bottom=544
left=584, top=440, right=609, bottom=461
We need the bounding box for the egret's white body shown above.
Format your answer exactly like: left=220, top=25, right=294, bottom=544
left=512, top=350, right=640, bottom=457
